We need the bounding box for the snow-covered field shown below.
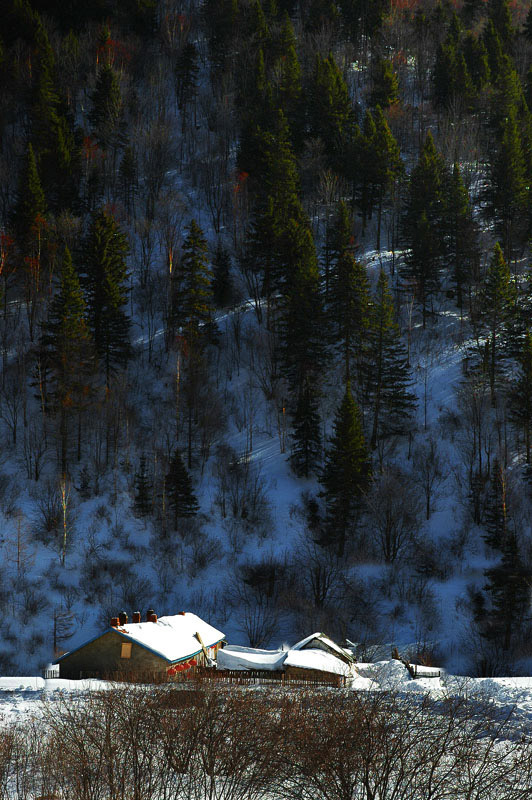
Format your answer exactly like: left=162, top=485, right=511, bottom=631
left=4, top=660, right=532, bottom=727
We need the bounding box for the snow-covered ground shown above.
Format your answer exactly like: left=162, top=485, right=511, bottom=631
left=4, top=660, right=532, bottom=727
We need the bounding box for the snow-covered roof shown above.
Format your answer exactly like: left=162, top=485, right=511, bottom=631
left=216, top=634, right=356, bottom=675
left=284, top=648, right=354, bottom=676
left=291, top=632, right=355, bottom=663
left=217, top=645, right=286, bottom=671
left=58, top=613, right=225, bottom=665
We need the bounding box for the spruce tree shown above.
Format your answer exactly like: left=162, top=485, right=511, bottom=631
left=41, top=246, right=94, bottom=474
left=365, top=269, right=416, bottom=448
left=83, top=208, right=131, bottom=383
left=320, top=383, right=370, bottom=557
left=166, top=448, right=199, bottom=531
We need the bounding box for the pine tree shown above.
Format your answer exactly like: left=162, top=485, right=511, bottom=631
left=330, top=250, right=369, bottom=381
left=175, top=41, right=199, bottom=133
left=30, top=22, right=80, bottom=211
left=41, top=246, right=94, bottom=474
left=482, top=20, right=504, bottom=80
left=463, top=33, right=490, bottom=92
left=490, top=109, right=528, bottom=262
left=273, top=14, right=303, bottom=147
left=171, top=220, right=214, bottom=348
left=279, top=219, right=324, bottom=472
left=304, top=0, right=339, bottom=34
left=133, top=454, right=153, bottom=516
left=89, top=64, right=125, bottom=153
left=212, top=242, right=234, bottom=308
left=488, top=0, right=513, bottom=47
left=483, top=458, right=508, bottom=550
left=83, top=208, right=131, bottom=383
left=509, top=330, right=532, bottom=464
left=402, top=132, right=447, bottom=326
left=320, top=383, right=370, bottom=557
left=372, top=107, right=402, bottom=251
left=166, top=448, right=199, bottom=530
left=324, top=200, right=355, bottom=301
left=369, top=58, right=399, bottom=109
left=118, top=145, right=137, bottom=216
left=447, top=162, right=479, bottom=311
left=243, top=111, right=305, bottom=317
left=365, top=269, right=416, bottom=448
left=483, top=529, right=530, bottom=652
left=290, top=376, right=322, bottom=478
left=309, top=53, right=355, bottom=176
left=480, top=242, right=515, bottom=401
left=11, top=143, right=46, bottom=252
left=525, top=3, right=532, bottom=43
left=491, top=56, right=526, bottom=133
left=359, top=109, right=377, bottom=229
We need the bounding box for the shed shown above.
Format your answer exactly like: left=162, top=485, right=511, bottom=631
left=56, top=611, right=225, bottom=680
left=217, top=631, right=357, bottom=682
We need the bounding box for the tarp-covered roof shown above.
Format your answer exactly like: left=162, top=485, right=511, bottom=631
left=217, top=645, right=286, bottom=671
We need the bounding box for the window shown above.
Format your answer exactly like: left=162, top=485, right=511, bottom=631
left=121, top=643, right=132, bottom=659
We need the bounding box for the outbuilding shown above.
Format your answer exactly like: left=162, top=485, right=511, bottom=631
left=56, top=610, right=225, bottom=681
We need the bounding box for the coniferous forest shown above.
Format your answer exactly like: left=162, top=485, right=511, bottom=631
left=3, top=0, right=532, bottom=677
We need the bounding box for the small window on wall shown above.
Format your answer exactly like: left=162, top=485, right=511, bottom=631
left=121, top=643, right=132, bottom=659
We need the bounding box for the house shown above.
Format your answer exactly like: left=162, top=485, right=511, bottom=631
left=56, top=610, right=225, bottom=680
left=216, top=631, right=357, bottom=683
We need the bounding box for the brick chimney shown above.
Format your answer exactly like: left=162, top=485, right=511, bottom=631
left=148, top=613, right=158, bottom=623
left=178, top=611, right=185, bottom=616
left=110, top=617, right=119, bottom=627
left=132, top=611, right=141, bottom=624
left=119, top=611, right=128, bottom=626
left=146, top=608, right=156, bottom=622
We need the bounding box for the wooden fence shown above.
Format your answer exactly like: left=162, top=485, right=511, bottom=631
left=202, top=668, right=347, bottom=688
left=50, top=666, right=347, bottom=688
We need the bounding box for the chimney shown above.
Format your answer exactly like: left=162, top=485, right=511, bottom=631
left=132, top=611, right=141, bottom=624
left=110, top=617, right=119, bottom=627
left=149, top=613, right=158, bottom=623
left=119, top=611, right=128, bottom=626
left=146, top=608, right=156, bottom=622
left=178, top=611, right=185, bottom=616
